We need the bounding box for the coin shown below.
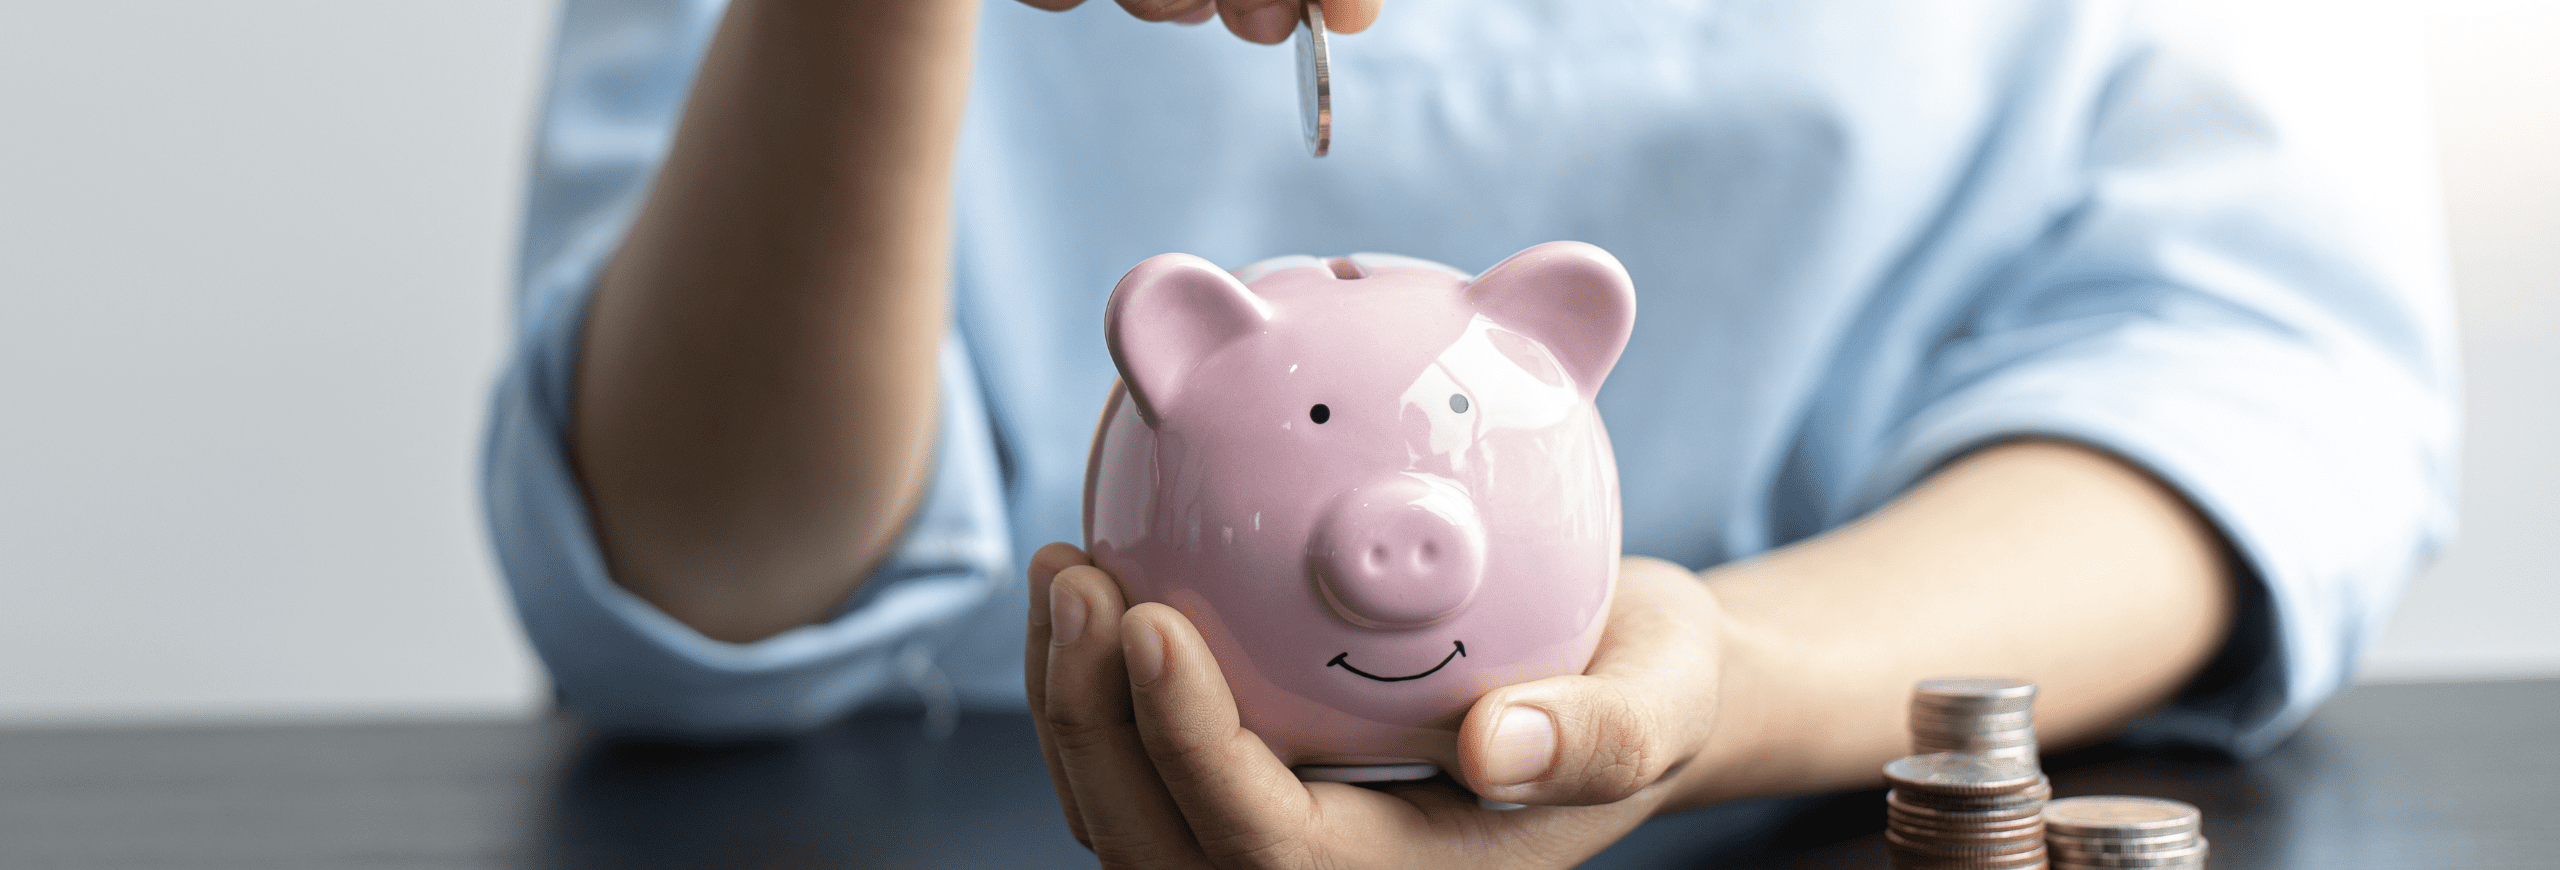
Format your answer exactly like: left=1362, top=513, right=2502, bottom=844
left=1892, top=794, right=2050, bottom=821
left=1890, top=844, right=2050, bottom=870
left=1890, top=805, right=2049, bottom=832
left=1910, top=701, right=2035, bottom=719
left=2044, top=797, right=2206, bottom=870
left=1294, top=0, right=1331, bottom=156
left=1910, top=709, right=2038, bottom=731
left=1915, top=744, right=2039, bottom=760
left=1888, top=795, right=2046, bottom=819
left=2048, top=840, right=2208, bottom=868
left=1915, top=677, right=2037, bottom=705
left=1910, top=677, right=2041, bottom=759
left=2042, top=797, right=2201, bottom=838
left=1886, top=753, right=2047, bottom=796
left=1886, top=680, right=2213, bottom=870
left=1916, top=727, right=2039, bottom=745
left=1883, top=750, right=2052, bottom=869
left=1916, top=737, right=2040, bottom=758
left=1887, top=829, right=2046, bottom=854
left=2046, top=831, right=2197, bottom=852
left=1916, top=677, right=2039, bottom=698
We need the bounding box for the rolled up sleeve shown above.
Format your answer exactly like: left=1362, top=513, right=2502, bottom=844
left=1842, top=10, right=2457, bottom=755
left=478, top=0, right=1017, bottom=739
left=483, top=222, right=1014, bottom=738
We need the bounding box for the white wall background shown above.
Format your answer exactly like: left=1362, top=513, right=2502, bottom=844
left=0, top=2, right=554, bottom=723
left=2362, top=0, right=2560, bottom=681
left=0, top=1, right=2550, bottom=725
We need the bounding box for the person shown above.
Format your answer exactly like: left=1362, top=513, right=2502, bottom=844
left=482, top=0, right=2455, bottom=865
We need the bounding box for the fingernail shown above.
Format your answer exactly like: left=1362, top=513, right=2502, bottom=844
left=1174, top=5, right=1216, bottom=25
left=1124, top=618, right=1166, bottom=686
left=1243, top=4, right=1297, bottom=44
left=1049, top=583, right=1087, bottom=646
left=1485, top=706, right=1556, bottom=787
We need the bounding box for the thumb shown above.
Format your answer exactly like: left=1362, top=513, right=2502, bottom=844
left=1456, top=557, right=1723, bottom=807
left=1459, top=676, right=1680, bottom=807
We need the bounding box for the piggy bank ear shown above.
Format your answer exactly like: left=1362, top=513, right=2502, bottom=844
left=1465, top=242, right=1636, bottom=398
left=1106, top=253, right=1273, bottom=425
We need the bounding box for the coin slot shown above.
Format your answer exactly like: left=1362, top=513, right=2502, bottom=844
left=1327, top=257, right=1366, bottom=279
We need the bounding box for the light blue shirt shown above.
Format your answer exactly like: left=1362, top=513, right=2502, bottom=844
left=485, top=0, right=2455, bottom=755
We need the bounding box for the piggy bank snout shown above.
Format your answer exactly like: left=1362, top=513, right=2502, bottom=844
left=1310, top=475, right=1487, bottom=629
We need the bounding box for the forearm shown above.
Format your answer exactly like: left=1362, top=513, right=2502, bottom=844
left=572, top=0, right=981, bottom=643
left=1672, top=439, right=2238, bottom=809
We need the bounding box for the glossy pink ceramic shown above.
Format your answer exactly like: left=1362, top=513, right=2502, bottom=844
left=1084, top=242, right=1635, bottom=777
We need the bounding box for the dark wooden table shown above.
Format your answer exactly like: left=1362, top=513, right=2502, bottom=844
left=2, top=679, right=2549, bottom=869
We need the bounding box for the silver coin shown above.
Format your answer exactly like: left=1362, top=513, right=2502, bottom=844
left=1886, top=824, right=2049, bottom=846
left=2046, top=831, right=2199, bottom=852
left=1914, top=747, right=2042, bottom=766
left=1914, top=723, right=2039, bottom=741
left=1889, top=844, right=2049, bottom=870
left=1912, top=735, right=2039, bottom=751
left=1911, top=699, right=2035, bottom=719
left=1886, top=829, right=2046, bottom=855
left=2048, top=840, right=2209, bottom=867
left=1910, top=709, right=2038, bottom=730
left=1912, top=742, right=2038, bottom=757
left=1885, top=753, right=2047, bottom=795
left=1912, top=691, right=2036, bottom=707
left=1915, top=730, right=2041, bottom=751
left=1915, top=677, right=2039, bottom=700
left=1912, top=682, right=2038, bottom=719
left=1889, top=805, right=2049, bottom=832
left=2042, top=796, right=2202, bottom=838
left=1887, top=791, right=2050, bottom=822
left=1911, top=692, right=2036, bottom=709
left=1295, top=0, right=1331, bottom=156
left=1889, top=783, right=2052, bottom=812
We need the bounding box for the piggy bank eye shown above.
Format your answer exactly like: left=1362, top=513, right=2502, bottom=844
left=1449, top=393, right=1470, bottom=413
left=1310, top=404, right=1331, bottom=424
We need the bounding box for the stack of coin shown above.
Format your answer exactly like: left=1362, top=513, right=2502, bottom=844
left=2043, top=796, right=2208, bottom=869
left=1884, top=753, right=2052, bottom=870
left=1911, top=677, right=2040, bottom=760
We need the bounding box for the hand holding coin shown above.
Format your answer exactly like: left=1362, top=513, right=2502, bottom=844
left=1078, top=0, right=1360, bottom=157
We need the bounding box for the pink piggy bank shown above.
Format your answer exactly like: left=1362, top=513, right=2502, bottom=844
left=1083, top=241, right=1635, bottom=781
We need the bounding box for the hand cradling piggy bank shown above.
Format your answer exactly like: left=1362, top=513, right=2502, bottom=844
left=1083, top=241, right=1635, bottom=781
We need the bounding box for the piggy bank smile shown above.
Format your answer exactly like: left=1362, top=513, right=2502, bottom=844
left=1327, top=640, right=1467, bottom=682
left=1086, top=243, right=1634, bottom=776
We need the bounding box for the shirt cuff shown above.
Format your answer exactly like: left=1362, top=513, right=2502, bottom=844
left=1849, top=318, right=2454, bottom=755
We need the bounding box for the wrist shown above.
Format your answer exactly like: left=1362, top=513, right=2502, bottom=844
left=1659, top=571, right=1795, bottom=811
left=1664, top=553, right=1902, bottom=811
